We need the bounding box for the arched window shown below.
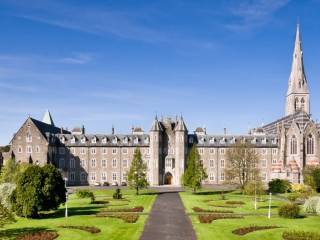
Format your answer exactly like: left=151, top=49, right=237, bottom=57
left=301, top=98, right=305, bottom=111
left=307, top=134, right=314, bottom=155
left=294, top=98, right=299, bottom=111
left=290, top=135, right=297, bottom=155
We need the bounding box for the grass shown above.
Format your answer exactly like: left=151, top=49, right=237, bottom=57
left=0, top=188, right=156, bottom=240
left=180, top=190, right=320, bottom=240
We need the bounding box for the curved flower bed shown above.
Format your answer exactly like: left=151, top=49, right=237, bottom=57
left=59, top=225, right=101, bottom=234
left=16, top=231, right=58, bottom=240
left=232, top=225, right=280, bottom=236
left=198, top=214, right=243, bottom=223
left=192, top=207, right=233, bottom=213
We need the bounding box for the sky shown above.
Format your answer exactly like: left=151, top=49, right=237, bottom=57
left=1, top=0, right=320, bottom=145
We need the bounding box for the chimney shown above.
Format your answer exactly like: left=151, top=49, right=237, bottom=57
left=224, top=128, right=227, bottom=135
left=112, top=125, right=115, bottom=135
left=81, top=125, right=85, bottom=134
left=60, top=127, right=63, bottom=134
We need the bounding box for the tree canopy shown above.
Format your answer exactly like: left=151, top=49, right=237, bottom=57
left=127, top=148, right=148, bottom=195
left=183, top=144, right=207, bottom=193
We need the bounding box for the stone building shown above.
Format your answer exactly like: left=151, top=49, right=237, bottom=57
left=5, top=25, right=320, bottom=186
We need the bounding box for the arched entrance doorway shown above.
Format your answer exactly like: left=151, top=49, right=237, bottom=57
left=164, top=172, right=173, bottom=185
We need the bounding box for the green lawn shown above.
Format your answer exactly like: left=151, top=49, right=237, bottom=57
left=180, top=190, right=320, bottom=240
left=0, top=188, right=156, bottom=240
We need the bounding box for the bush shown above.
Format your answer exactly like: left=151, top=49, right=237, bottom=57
left=278, top=203, right=300, bottom=218
left=303, top=166, right=320, bottom=192
left=192, top=207, right=233, bottom=213
left=303, top=196, right=320, bottom=215
left=198, top=214, right=243, bottom=223
left=225, top=201, right=245, bottom=205
left=113, top=188, right=122, bottom=199
left=76, top=190, right=95, bottom=203
left=232, top=225, right=280, bottom=236
left=98, top=206, right=144, bottom=213
left=268, top=179, right=291, bottom=193
left=283, top=230, right=320, bottom=240
left=0, top=183, right=16, bottom=209
left=98, top=213, right=139, bottom=223
left=243, top=181, right=266, bottom=196
left=291, top=184, right=313, bottom=198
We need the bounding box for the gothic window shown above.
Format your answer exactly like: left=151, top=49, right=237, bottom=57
left=91, top=148, right=96, bottom=155
left=112, top=159, right=117, bottom=168
left=91, top=159, right=96, bottom=168
left=26, top=133, right=32, bottom=143
left=209, top=159, right=214, bottom=168
left=101, top=172, right=107, bottom=181
left=209, top=173, right=215, bottom=181
left=220, top=159, right=225, bottom=168
left=301, top=98, right=305, bottom=110
left=70, top=158, right=75, bottom=169
left=294, top=98, right=299, bottom=111
left=102, top=159, right=107, bottom=168
left=80, top=172, right=87, bottom=181
left=290, top=135, right=297, bottom=155
left=165, top=158, right=172, bottom=168
left=307, top=134, right=314, bottom=155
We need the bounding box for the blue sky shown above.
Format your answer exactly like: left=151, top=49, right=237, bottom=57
left=1, top=0, right=320, bottom=145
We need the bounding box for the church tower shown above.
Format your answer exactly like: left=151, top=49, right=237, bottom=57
left=285, top=24, right=310, bottom=116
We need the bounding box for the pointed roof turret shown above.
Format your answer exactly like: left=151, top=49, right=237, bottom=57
left=150, top=115, right=163, bottom=131
left=42, top=109, right=55, bottom=126
left=287, top=24, right=308, bottom=95
left=175, top=115, right=188, bottom=131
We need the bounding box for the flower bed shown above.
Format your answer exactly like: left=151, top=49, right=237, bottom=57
left=225, top=201, right=245, bottom=205
left=282, top=230, right=320, bottom=240
left=97, top=213, right=139, bottom=223
left=209, top=204, right=238, bottom=208
left=99, top=206, right=144, bottom=213
left=232, top=225, right=280, bottom=236
left=192, top=207, right=233, bottom=213
left=16, top=231, right=58, bottom=240
left=59, top=225, right=101, bottom=234
left=198, top=214, right=243, bottom=223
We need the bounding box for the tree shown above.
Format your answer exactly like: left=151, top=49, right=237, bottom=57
left=0, top=203, right=15, bottom=228
left=225, top=143, right=260, bottom=190
left=0, top=183, right=16, bottom=209
left=127, top=148, right=148, bottom=195
left=303, top=166, right=320, bottom=192
left=183, top=144, right=207, bottom=193
left=11, top=164, right=66, bottom=218
left=0, top=158, right=19, bottom=183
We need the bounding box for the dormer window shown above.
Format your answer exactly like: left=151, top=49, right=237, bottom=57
left=272, top=138, right=277, bottom=144
left=134, top=137, right=139, bottom=144
left=209, top=137, right=215, bottom=144
left=220, top=138, right=226, bottom=144
left=262, top=138, right=267, bottom=144
left=81, top=137, right=86, bottom=144
left=71, top=136, right=76, bottom=144
left=123, top=137, right=128, bottom=144
left=251, top=138, right=257, bottom=144
left=112, top=137, right=117, bottom=144
left=102, top=137, right=107, bottom=144
left=144, top=137, right=149, bottom=144
left=230, top=137, right=236, bottom=144
left=91, top=137, right=97, bottom=144
left=60, top=136, right=65, bottom=144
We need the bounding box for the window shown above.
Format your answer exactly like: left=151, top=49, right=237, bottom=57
left=112, top=172, right=117, bottom=182
left=102, top=148, right=107, bottom=154
left=272, top=148, right=277, bottom=154
left=290, top=136, right=297, bottom=155
left=210, top=138, right=215, bottom=144
left=272, top=159, right=277, bottom=164
left=59, top=158, right=65, bottom=168
left=209, top=172, right=215, bottom=181
left=91, top=137, right=96, bottom=144
left=80, top=159, right=86, bottom=167
left=60, top=137, right=65, bottom=144
left=122, top=172, right=127, bottom=182
left=102, top=159, right=107, bottom=168
left=261, top=148, right=266, bottom=155
left=70, top=158, right=75, bottom=169
left=91, top=148, right=96, bottom=155
left=261, top=159, right=267, bottom=168
left=122, top=148, right=128, bottom=154
left=209, top=148, right=215, bottom=154
left=102, top=137, right=107, bottom=144
left=220, top=159, right=225, bottom=168
left=71, top=137, right=76, bottom=144
left=80, top=148, right=86, bottom=155
left=112, top=148, right=117, bottom=155
left=209, top=159, right=214, bottom=168
left=165, top=158, right=172, bottom=168
left=144, top=137, right=149, bottom=144
left=220, top=172, right=225, bottom=181
left=220, top=148, right=225, bottom=154
left=81, top=137, right=86, bottom=144
left=123, top=159, right=128, bottom=168
left=112, top=159, right=117, bottom=168
left=307, top=135, right=314, bottom=155
left=80, top=172, right=87, bottom=182
left=18, top=146, right=22, bottom=153
left=301, top=98, right=305, bottom=110
left=35, top=146, right=40, bottom=153
left=91, top=159, right=96, bottom=168
left=145, top=148, right=150, bottom=155
left=26, top=134, right=32, bottom=143
left=101, top=172, right=107, bottom=181
left=90, top=172, right=96, bottom=181
left=134, top=137, right=139, bottom=144
left=70, top=172, right=75, bottom=181
left=26, top=145, right=32, bottom=153
left=59, top=147, right=65, bottom=155
left=112, top=137, right=117, bottom=144
left=199, top=148, right=204, bottom=155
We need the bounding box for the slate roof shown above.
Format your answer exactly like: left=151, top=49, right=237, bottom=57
left=31, top=118, right=70, bottom=137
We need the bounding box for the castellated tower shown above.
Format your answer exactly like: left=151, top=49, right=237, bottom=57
left=149, top=116, right=163, bottom=185
left=285, top=24, right=310, bottom=116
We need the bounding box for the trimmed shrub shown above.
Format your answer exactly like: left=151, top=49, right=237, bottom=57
left=291, top=184, right=313, bottom=199
left=16, top=231, right=58, bottom=240
left=198, top=214, right=243, bottom=223
left=59, top=225, right=101, bottom=234
left=268, top=179, right=291, bottom=193
left=98, top=206, right=144, bottom=213
left=76, top=190, right=95, bottom=203
left=232, top=225, right=280, bottom=236
left=192, top=207, right=233, bottom=213
left=113, top=188, right=122, bottom=200
left=97, top=213, right=139, bottom=223
left=278, top=203, right=300, bottom=218
left=225, top=201, right=245, bottom=205
left=303, top=196, right=320, bottom=215
left=243, top=181, right=266, bottom=196
left=283, top=230, right=320, bottom=240
left=209, top=204, right=238, bottom=208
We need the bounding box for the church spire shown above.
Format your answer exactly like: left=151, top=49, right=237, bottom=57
left=42, top=109, right=55, bottom=126
left=285, top=24, right=310, bottom=116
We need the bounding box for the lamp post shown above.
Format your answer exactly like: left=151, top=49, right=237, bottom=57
left=64, top=177, right=68, bottom=218
left=268, top=192, right=272, bottom=219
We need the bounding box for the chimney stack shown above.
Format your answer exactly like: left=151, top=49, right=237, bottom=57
left=112, top=125, right=115, bottom=135
left=224, top=128, right=227, bottom=135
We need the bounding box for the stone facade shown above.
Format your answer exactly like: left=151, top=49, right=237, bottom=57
left=5, top=25, right=320, bottom=186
